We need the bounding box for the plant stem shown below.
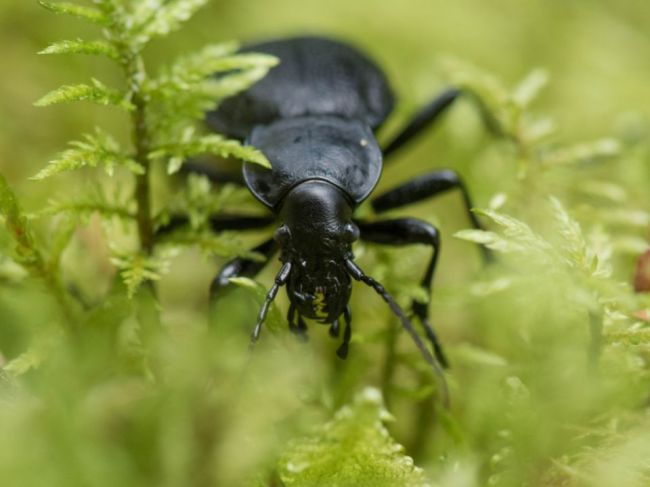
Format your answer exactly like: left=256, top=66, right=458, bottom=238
left=125, top=53, right=155, bottom=256
left=588, top=310, right=603, bottom=370
left=381, top=317, right=399, bottom=410
left=408, top=381, right=435, bottom=461
left=122, top=51, right=160, bottom=340
left=43, top=271, right=78, bottom=327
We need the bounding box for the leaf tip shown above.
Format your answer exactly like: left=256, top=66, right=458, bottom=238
left=254, top=155, right=272, bottom=169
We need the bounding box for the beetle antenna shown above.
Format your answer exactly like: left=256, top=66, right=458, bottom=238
left=250, top=262, right=292, bottom=349
left=345, top=259, right=449, bottom=407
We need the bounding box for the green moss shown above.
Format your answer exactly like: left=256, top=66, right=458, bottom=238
left=278, top=388, right=429, bottom=487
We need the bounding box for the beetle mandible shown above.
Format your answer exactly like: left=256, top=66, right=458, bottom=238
left=173, top=36, right=492, bottom=402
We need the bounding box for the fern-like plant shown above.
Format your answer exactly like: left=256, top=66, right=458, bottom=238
left=34, top=0, right=276, bottom=297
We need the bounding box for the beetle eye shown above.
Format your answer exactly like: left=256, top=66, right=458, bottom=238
left=274, top=225, right=291, bottom=244
left=342, top=223, right=360, bottom=242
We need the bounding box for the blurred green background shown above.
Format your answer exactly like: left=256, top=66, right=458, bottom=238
left=1, top=1, right=649, bottom=486
left=3, top=0, right=650, bottom=182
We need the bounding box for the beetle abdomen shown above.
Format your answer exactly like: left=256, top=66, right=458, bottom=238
left=207, top=36, right=395, bottom=138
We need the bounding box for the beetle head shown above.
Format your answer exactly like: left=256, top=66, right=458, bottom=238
left=275, top=180, right=359, bottom=322
left=276, top=180, right=359, bottom=260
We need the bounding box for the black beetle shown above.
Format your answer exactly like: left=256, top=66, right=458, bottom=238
left=172, top=36, right=491, bottom=402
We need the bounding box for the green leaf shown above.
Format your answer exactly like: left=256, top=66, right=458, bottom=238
left=32, top=128, right=143, bottom=180
left=522, top=115, right=556, bottom=144
left=155, top=175, right=261, bottom=247
left=198, top=53, right=279, bottom=75
left=454, top=228, right=526, bottom=253
left=130, top=0, right=210, bottom=47
left=0, top=174, right=77, bottom=326
left=277, top=387, right=429, bottom=487
left=577, top=180, right=628, bottom=203
left=42, top=199, right=135, bottom=222
left=229, top=277, right=283, bottom=333
left=159, top=231, right=263, bottom=260
left=146, top=67, right=276, bottom=144
left=469, top=277, right=514, bottom=296
left=549, top=197, right=612, bottom=278
left=593, top=208, right=650, bottom=228
left=0, top=257, right=28, bottom=283
left=202, top=138, right=271, bottom=169
left=454, top=343, right=508, bottom=367
left=612, top=236, right=650, bottom=255
left=442, top=60, right=555, bottom=149
left=3, top=350, right=45, bottom=376
left=150, top=134, right=271, bottom=174
left=155, top=173, right=217, bottom=229
left=202, top=66, right=276, bottom=102
left=42, top=217, right=77, bottom=277
left=39, top=184, right=136, bottom=223
left=512, top=69, right=549, bottom=108
left=474, top=208, right=553, bottom=255
left=463, top=203, right=628, bottom=325
left=147, top=46, right=278, bottom=142
left=34, top=79, right=134, bottom=110
left=38, top=39, right=120, bottom=60
left=38, top=1, right=109, bottom=26
left=0, top=173, right=42, bottom=268
left=153, top=42, right=239, bottom=84
left=604, top=328, right=650, bottom=346
left=159, top=126, right=196, bottom=174
left=110, top=249, right=175, bottom=298
left=541, top=138, right=621, bottom=167
left=151, top=43, right=278, bottom=94
left=442, top=57, right=514, bottom=137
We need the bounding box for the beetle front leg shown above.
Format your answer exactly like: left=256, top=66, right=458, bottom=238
left=336, top=307, right=352, bottom=359
left=210, top=237, right=278, bottom=306
left=356, top=218, right=448, bottom=368
left=288, top=303, right=309, bottom=341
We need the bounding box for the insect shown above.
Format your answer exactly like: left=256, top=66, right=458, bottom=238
left=172, top=36, right=491, bottom=402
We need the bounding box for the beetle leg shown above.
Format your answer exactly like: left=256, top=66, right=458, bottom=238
left=296, top=316, right=309, bottom=340
left=336, top=307, right=352, bottom=359
left=210, top=237, right=278, bottom=305
left=355, top=218, right=448, bottom=368
left=371, top=169, right=493, bottom=264
left=382, top=88, right=460, bottom=159
left=157, top=213, right=274, bottom=236
left=329, top=319, right=340, bottom=338
left=251, top=262, right=292, bottom=345
left=180, top=157, right=246, bottom=186
left=288, top=303, right=298, bottom=332
left=288, top=303, right=309, bottom=342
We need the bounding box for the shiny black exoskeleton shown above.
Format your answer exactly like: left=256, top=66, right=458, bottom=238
left=170, top=36, right=492, bottom=404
